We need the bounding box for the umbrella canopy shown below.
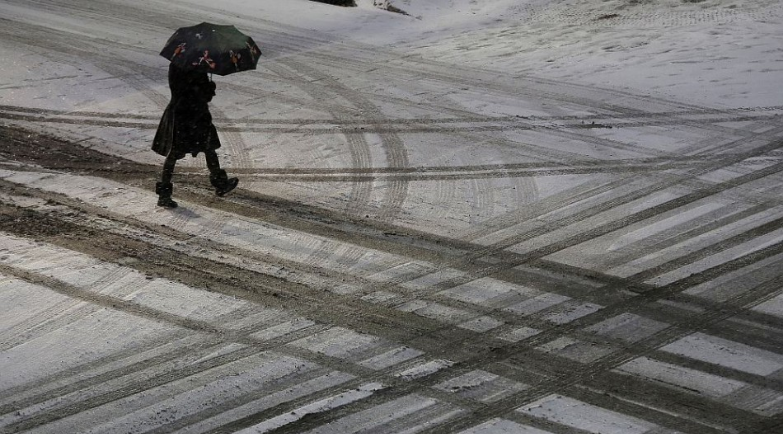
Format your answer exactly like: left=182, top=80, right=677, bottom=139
left=160, top=22, right=261, bottom=76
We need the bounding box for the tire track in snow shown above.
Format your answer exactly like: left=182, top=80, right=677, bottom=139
left=1, top=167, right=783, bottom=434
left=262, top=62, right=374, bottom=220
left=259, top=61, right=374, bottom=270
left=277, top=58, right=411, bottom=224
left=4, top=104, right=779, bottom=127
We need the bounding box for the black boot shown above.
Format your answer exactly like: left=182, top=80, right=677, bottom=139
left=155, top=182, right=178, bottom=208
left=209, top=169, right=239, bottom=197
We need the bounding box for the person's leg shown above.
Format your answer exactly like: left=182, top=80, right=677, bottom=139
left=204, top=149, right=221, bottom=174
left=205, top=150, right=238, bottom=196
left=161, top=152, right=177, bottom=184
left=156, top=152, right=178, bottom=208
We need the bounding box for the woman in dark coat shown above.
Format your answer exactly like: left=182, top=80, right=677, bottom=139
left=152, top=63, right=238, bottom=208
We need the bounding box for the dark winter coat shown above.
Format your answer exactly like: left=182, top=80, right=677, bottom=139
left=152, top=64, right=221, bottom=159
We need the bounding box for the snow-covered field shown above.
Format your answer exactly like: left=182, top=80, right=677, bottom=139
left=1, top=0, right=783, bottom=433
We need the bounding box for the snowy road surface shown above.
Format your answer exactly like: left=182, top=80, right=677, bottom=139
left=1, top=0, right=782, bottom=433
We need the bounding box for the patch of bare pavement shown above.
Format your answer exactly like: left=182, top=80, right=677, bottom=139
left=2, top=116, right=783, bottom=434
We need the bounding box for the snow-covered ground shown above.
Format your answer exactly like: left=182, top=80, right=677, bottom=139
left=194, top=0, right=783, bottom=107
left=4, top=0, right=782, bottom=109
left=1, top=0, right=783, bottom=433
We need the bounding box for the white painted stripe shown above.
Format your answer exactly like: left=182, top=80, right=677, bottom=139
left=752, top=293, right=783, bottom=319
left=358, top=346, right=423, bottom=370
left=302, top=394, right=438, bottom=434
left=683, top=252, right=783, bottom=301
left=289, top=327, right=380, bottom=359
left=541, top=301, right=602, bottom=324
left=536, top=337, right=615, bottom=363
left=504, top=293, right=570, bottom=316
left=508, top=188, right=683, bottom=256
left=249, top=318, right=317, bottom=341
left=458, top=316, right=505, bottom=332
left=396, top=359, right=454, bottom=380
left=400, top=268, right=466, bottom=291
left=661, top=333, right=783, bottom=376
left=458, top=418, right=554, bottom=434
left=615, top=356, right=747, bottom=398
left=497, top=326, right=541, bottom=343
left=175, top=372, right=355, bottom=434
left=367, top=261, right=435, bottom=283
left=397, top=300, right=476, bottom=324
left=440, top=277, right=538, bottom=307
left=648, top=226, right=783, bottom=286
left=78, top=354, right=321, bottom=434
left=235, top=382, right=384, bottom=434
left=586, top=313, right=669, bottom=343
left=517, top=394, right=660, bottom=434
left=435, top=370, right=528, bottom=403
left=607, top=201, right=726, bottom=252
left=608, top=206, right=783, bottom=278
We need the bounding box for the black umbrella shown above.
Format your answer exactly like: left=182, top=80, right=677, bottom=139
left=160, top=22, right=262, bottom=76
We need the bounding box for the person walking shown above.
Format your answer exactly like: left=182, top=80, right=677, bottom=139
left=151, top=62, right=239, bottom=208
